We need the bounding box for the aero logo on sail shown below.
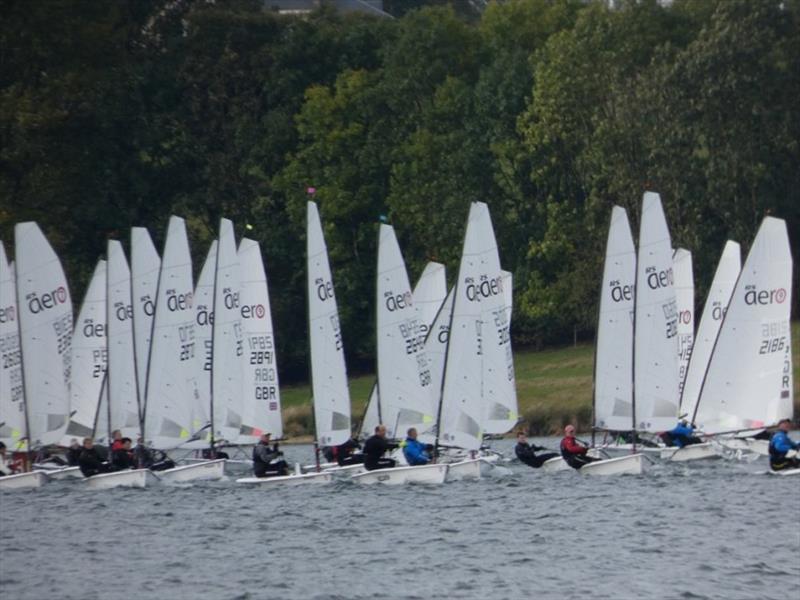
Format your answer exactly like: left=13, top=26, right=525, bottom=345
left=166, top=289, right=193, bottom=311
left=114, top=302, right=133, bottom=321
left=384, top=290, right=412, bottom=312
left=138, top=295, right=155, bottom=316
left=82, top=318, right=106, bottom=337
left=609, top=280, right=634, bottom=302
left=745, top=286, right=787, bottom=305
left=316, top=277, right=335, bottom=302
left=645, top=266, right=674, bottom=290
left=240, top=304, right=265, bottom=319
left=465, top=275, right=503, bottom=302
left=27, top=286, right=68, bottom=314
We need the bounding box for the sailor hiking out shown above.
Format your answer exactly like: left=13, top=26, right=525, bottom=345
left=560, top=425, right=599, bottom=470
left=769, top=419, right=800, bottom=472
left=363, top=425, right=398, bottom=471
left=402, top=428, right=433, bottom=466
left=252, top=433, right=289, bottom=477
left=515, top=431, right=559, bottom=468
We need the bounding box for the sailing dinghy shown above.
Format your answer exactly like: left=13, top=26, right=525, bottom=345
left=2, top=223, right=74, bottom=489
left=239, top=202, right=349, bottom=486
left=691, top=217, right=793, bottom=472
left=353, top=223, right=448, bottom=485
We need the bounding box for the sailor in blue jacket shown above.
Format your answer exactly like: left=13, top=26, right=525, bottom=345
left=402, top=428, right=432, bottom=466
left=769, top=419, right=800, bottom=471
left=662, top=419, right=702, bottom=448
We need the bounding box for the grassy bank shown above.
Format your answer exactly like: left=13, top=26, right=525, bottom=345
left=279, top=322, right=800, bottom=438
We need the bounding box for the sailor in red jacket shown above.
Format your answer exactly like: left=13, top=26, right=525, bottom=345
left=560, top=425, right=598, bottom=470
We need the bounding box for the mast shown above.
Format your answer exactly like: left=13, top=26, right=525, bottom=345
left=140, top=227, right=165, bottom=447
left=13, top=261, right=32, bottom=470
left=306, top=204, right=320, bottom=472
left=209, top=230, right=221, bottom=458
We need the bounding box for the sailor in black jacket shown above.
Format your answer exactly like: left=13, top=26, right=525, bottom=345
left=363, top=425, right=398, bottom=471
left=515, top=432, right=559, bottom=468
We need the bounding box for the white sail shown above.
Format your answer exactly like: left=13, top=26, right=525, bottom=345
left=681, top=241, right=741, bottom=420
left=211, top=219, right=244, bottom=443
left=14, top=222, right=73, bottom=447
left=376, top=224, right=436, bottom=440
left=131, top=227, right=160, bottom=417
left=360, top=261, right=446, bottom=439
left=413, top=262, right=447, bottom=340
left=634, top=193, right=679, bottom=432
left=238, top=238, right=282, bottom=440
left=307, top=201, right=351, bottom=447
left=673, top=248, right=694, bottom=400
left=93, top=375, right=110, bottom=445
left=193, top=240, right=217, bottom=438
left=359, top=384, right=380, bottom=439
left=439, top=202, right=504, bottom=451
left=63, top=259, right=107, bottom=444
left=425, top=287, right=455, bottom=406
left=106, top=241, right=141, bottom=438
left=143, top=216, right=197, bottom=449
left=484, top=269, right=517, bottom=435
left=594, top=206, right=636, bottom=431
left=693, top=217, right=793, bottom=433
left=0, top=246, right=25, bottom=448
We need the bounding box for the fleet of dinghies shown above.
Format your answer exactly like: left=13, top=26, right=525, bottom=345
left=0, top=191, right=796, bottom=490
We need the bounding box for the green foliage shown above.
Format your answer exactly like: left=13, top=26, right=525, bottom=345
left=1, top=0, right=797, bottom=383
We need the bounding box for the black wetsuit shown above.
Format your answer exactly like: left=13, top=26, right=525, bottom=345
left=135, top=446, right=176, bottom=471
left=66, top=446, right=82, bottom=466
left=78, top=447, right=112, bottom=477
left=515, top=441, right=559, bottom=468
left=252, top=442, right=289, bottom=477
left=363, top=435, right=397, bottom=471
left=111, top=448, right=136, bottom=471
left=335, top=438, right=365, bottom=466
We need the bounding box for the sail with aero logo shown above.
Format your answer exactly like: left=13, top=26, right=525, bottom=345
left=307, top=201, right=351, bottom=448
left=131, top=227, right=160, bottom=423
left=634, top=193, right=679, bottom=432
left=673, top=249, right=694, bottom=401
left=593, top=206, right=636, bottom=432
left=483, top=269, right=517, bottom=435
left=14, top=222, right=73, bottom=448
left=238, top=237, right=282, bottom=441
left=0, top=245, right=25, bottom=449
left=63, top=259, right=107, bottom=445
left=438, top=202, right=504, bottom=451
left=375, top=224, right=436, bottom=441
left=360, top=261, right=446, bottom=440
left=210, top=219, right=244, bottom=444
left=143, top=216, right=197, bottom=449
left=680, top=241, right=740, bottom=421
left=693, top=218, right=793, bottom=434
left=106, top=241, right=141, bottom=439
left=193, top=240, right=217, bottom=440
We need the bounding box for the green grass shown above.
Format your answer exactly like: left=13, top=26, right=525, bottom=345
left=279, top=321, right=800, bottom=438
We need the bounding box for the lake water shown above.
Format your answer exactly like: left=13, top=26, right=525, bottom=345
left=1, top=437, right=798, bottom=600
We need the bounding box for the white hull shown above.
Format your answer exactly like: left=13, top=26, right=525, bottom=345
left=37, top=466, right=83, bottom=480
left=596, top=444, right=663, bottom=458
left=579, top=453, right=644, bottom=476
left=0, top=471, right=49, bottom=490
left=352, top=463, right=449, bottom=486
left=661, top=442, right=718, bottom=462
left=85, top=469, right=158, bottom=490
left=770, top=468, right=800, bottom=477
left=445, top=458, right=491, bottom=481
left=323, top=463, right=366, bottom=476
left=541, top=456, right=570, bottom=472
left=159, top=459, right=226, bottom=483
left=236, top=471, right=333, bottom=486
